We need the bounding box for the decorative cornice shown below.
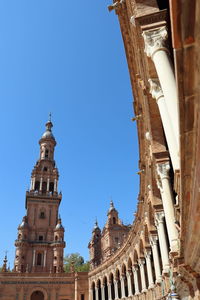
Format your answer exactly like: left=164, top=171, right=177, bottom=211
left=142, top=26, right=169, bottom=59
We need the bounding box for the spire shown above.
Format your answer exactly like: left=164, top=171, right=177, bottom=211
left=110, top=199, right=114, bottom=210
left=1, top=252, right=8, bottom=272
left=41, top=115, right=55, bottom=140
left=93, top=218, right=100, bottom=232
left=108, top=198, right=115, bottom=214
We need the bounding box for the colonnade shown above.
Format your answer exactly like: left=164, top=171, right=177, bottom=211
left=90, top=215, right=171, bottom=300
left=30, top=177, right=58, bottom=194
left=142, top=26, right=179, bottom=253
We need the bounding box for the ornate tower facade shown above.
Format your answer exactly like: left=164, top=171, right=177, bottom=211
left=14, top=119, right=65, bottom=273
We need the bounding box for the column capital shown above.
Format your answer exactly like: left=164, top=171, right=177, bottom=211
left=138, top=258, right=145, bottom=266
left=148, top=78, right=164, bottom=102
left=156, top=162, right=170, bottom=180
left=155, top=211, right=165, bottom=227
left=132, top=265, right=139, bottom=273
left=144, top=249, right=152, bottom=259
left=142, top=26, right=169, bottom=58
left=126, top=270, right=132, bottom=278
left=149, top=234, right=158, bottom=246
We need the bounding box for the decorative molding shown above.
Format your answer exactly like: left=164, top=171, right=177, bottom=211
left=142, top=26, right=169, bottom=59
left=156, top=162, right=170, bottom=180
left=155, top=211, right=165, bottom=227
left=149, top=235, right=158, bottom=246
left=148, top=78, right=164, bottom=102
left=134, top=10, right=168, bottom=27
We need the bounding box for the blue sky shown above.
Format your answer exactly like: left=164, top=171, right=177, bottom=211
left=0, top=0, right=139, bottom=266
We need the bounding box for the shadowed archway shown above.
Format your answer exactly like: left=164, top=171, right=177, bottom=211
left=31, top=291, right=44, bottom=300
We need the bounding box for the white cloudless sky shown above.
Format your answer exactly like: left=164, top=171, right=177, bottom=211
left=0, top=0, right=139, bottom=265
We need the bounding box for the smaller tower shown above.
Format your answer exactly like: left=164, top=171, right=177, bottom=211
left=88, top=220, right=101, bottom=269
left=101, top=200, right=130, bottom=259
left=53, top=217, right=65, bottom=273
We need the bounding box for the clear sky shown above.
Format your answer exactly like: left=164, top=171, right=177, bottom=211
left=0, top=0, right=139, bottom=266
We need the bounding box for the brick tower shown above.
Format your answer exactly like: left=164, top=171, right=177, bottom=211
left=14, top=118, right=65, bottom=273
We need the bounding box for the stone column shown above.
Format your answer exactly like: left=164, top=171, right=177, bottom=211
left=148, top=78, right=179, bottom=170
left=32, top=177, right=35, bottom=190
left=155, top=211, right=170, bottom=273
left=126, top=270, right=133, bottom=297
left=157, top=162, right=179, bottom=252
left=142, top=26, right=179, bottom=152
left=144, top=249, right=154, bottom=288
left=108, top=283, right=112, bottom=300
left=39, top=177, right=43, bottom=191
left=150, top=235, right=162, bottom=283
left=120, top=276, right=126, bottom=298
left=132, top=265, right=140, bottom=295
left=54, top=179, right=57, bottom=192
left=95, top=288, right=99, bottom=300
left=89, top=288, right=93, bottom=300
left=47, top=178, right=50, bottom=192
left=101, top=284, right=106, bottom=300
left=114, top=280, right=119, bottom=300
left=138, top=258, right=147, bottom=293
left=33, top=249, right=36, bottom=267
left=44, top=250, right=47, bottom=267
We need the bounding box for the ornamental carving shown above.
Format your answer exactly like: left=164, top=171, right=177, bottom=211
left=148, top=78, right=164, bottom=102
left=142, top=26, right=169, bottom=58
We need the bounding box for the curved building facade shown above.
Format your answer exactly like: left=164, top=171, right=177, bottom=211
left=88, top=0, right=200, bottom=299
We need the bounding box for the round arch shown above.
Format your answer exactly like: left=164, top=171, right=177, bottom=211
left=28, top=287, right=48, bottom=300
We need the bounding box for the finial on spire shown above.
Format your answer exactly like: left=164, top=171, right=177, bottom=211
left=93, top=218, right=99, bottom=230
left=49, top=112, right=52, bottom=122
left=2, top=251, right=8, bottom=272
left=110, top=198, right=114, bottom=209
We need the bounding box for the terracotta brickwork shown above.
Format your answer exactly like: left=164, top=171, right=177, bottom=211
left=89, top=201, right=130, bottom=269
left=88, top=0, right=200, bottom=300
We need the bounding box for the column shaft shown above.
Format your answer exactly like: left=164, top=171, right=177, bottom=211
left=132, top=266, right=140, bottom=295
left=120, top=277, right=125, bottom=298
left=127, top=272, right=133, bottom=296
left=101, top=285, right=105, bottom=300
left=139, top=259, right=147, bottom=293
left=155, top=212, right=170, bottom=273
left=145, top=250, right=154, bottom=288
left=108, top=283, right=112, bottom=300
left=143, top=27, right=179, bottom=151
left=149, top=79, right=179, bottom=170
left=157, top=163, right=179, bottom=252
left=150, top=235, right=162, bottom=283
left=114, top=280, right=119, bottom=300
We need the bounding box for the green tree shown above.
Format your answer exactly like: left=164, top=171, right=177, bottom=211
left=64, top=253, right=90, bottom=272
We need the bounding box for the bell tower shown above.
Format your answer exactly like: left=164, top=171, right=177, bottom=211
left=14, top=117, right=65, bottom=273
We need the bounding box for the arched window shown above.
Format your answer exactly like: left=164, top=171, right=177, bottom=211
left=35, top=181, right=40, bottom=191
left=42, top=181, right=47, bottom=193
left=37, top=253, right=42, bottom=266
left=55, top=235, right=58, bottom=241
left=43, top=167, right=48, bottom=172
left=49, top=182, right=54, bottom=193
left=40, top=211, right=45, bottom=219
left=39, top=235, right=43, bottom=241
left=45, top=149, right=49, bottom=158
left=113, top=217, right=116, bottom=224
